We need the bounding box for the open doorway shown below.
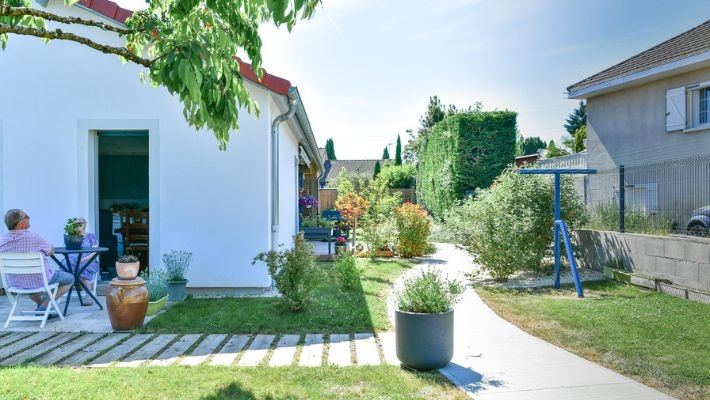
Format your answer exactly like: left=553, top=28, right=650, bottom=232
left=97, top=131, right=149, bottom=278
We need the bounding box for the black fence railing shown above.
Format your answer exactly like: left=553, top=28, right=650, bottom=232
left=582, top=154, right=710, bottom=236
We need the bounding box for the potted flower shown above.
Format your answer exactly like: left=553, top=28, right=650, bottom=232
left=298, top=195, right=318, bottom=209
left=115, top=254, right=140, bottom=280
left=334, top=236, right=348, bottom=255
left=142, top=269, right=168, bottom=316
left=163, top=249, right=192, bottom=302
left=63, top=217, right=84, bottom=250
left=394, top=268, right=464, bottom=370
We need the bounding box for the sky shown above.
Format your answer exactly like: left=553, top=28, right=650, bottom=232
left=113, top=0, right=710, bottom=160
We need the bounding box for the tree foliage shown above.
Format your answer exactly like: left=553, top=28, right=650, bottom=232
left=515, top=134, right=547, bottom=156
left=0, top=0, right=320, bottom=150
left=394, top=134, right=402, bottom=165
left=382, top=146, right=390, bottom=160
left=442, top=166, right=586, bottom=281
left=417, top=110, right=517, bottom=219
left=325, top=138, right=336, bottom=160
left=377, top=164, right=415, bottom=188
left=545, top=139, right=569, bottom=158
left=564, top=100, right=586, bottom=135
left=373, top=160, right=381, bottom=179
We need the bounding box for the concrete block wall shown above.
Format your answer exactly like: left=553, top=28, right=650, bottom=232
left=574, top=230, right=710, bottom=291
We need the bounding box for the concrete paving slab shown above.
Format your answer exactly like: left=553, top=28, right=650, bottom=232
left=377, top=332, right=399, bottom=366
left=299, top=333, right=323, bottom=367
left=327, top=333, right=351, bottom=366
left=238, top=334, right=275, bottom=366
left=180, top=334, right=227, bottom=366
left=210, top=334, right=248, bottom=366
left=147, top=334, right=201, bottom=367
left=269, top=334, right=300, bottom=367
left=353, top=332, right=379, bottom=366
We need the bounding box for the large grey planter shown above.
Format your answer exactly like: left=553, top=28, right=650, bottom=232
left=395, top=309, right=454, bottom=370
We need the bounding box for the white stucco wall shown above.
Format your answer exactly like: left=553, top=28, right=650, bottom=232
left=0, top=1, right=304, bottom=290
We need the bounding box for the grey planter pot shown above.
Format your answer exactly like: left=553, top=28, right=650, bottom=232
left=395, top=309, right=454, bottom=370
left=167, top=280, right=187, bottom=302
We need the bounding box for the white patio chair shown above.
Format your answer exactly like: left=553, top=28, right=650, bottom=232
left=0, top=252, right=64, bottom=328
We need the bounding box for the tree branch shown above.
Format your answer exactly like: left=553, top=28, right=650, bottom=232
left=0, top=24, right=152, bottom=67
left=0, top=5, right=133, bottom=35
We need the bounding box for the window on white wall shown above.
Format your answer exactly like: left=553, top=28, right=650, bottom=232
left=667, top=82, right=710, bottom=131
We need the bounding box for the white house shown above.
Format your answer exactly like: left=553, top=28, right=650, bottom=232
left=0, top=0, right=323, bottom=294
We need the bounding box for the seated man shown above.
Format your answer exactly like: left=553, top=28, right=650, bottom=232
left=0, top=209, right=74, bottom=313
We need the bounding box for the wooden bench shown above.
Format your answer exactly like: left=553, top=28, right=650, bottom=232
left=302, top=227, right=333, bottom=254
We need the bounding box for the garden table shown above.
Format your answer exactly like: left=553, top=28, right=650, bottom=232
left=51, top=246, right=108, bottom=315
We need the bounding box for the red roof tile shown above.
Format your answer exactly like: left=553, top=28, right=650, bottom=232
left=75, top=0, right=292, bottom=94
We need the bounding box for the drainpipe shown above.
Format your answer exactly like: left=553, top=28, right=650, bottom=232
left=271, top=87, right=298, bottom=252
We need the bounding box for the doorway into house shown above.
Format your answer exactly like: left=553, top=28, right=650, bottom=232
left=97, top=131, right=149, bottom=278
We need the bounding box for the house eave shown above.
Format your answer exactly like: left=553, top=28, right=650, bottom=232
left=275, top=89, right=323, bottom=173
left=568, top=50, right=710, bottom=99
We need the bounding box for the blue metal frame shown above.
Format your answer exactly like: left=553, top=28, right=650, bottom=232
left=519, top=168, right=597, bottom=297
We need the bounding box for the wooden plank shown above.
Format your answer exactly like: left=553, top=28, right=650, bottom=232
left=269, top=334, right=300, bottom=367
left=0, top=332, right=55, bottom=361
left=147, top=334, right=201, bottom=367
left=35, top=333, right=105, bottom=366
left=238, top=334, right=275, bottom=366
left=299, top=334, right=323, bottom=367
left=1, top=332, right=80, bottom=365
left=327, top=334, right=351, bottom=367
left=60, top=333, right=130, bottom=366
left=0, top=332, right=35, bottom=349
left=179, top=334, right=226, bottom=366
left=209, top=334, right=248, bottom=366
left=117, top=334, right=178, bottom=368
left=87, top=334, right=154, bottom=367
left=354, top=333, right=380, bottom=366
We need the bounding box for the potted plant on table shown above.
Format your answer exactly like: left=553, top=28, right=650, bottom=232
left=115, top=254, right=140, bottom=280
left=394, top=268, right=464, bottom=370
left=163, top=249, right=192, bottom=302
left=334, top=236, right=348, bottom=255
left=63, top=217, right=84, bottom=250
left=142, top=269, right=168, bottom=316
left=300, top=215, right=333, bottom=240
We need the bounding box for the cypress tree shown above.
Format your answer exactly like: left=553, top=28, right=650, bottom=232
left=373, top=160, right=381, bottom=178
left=395, top=134, right=402, bottom=165
left=325, top=138, right=337, bottom=160
left=382, top=147, right=390, bottom=159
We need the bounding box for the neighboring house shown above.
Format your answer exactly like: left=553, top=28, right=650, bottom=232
left=567, top=19, right=710, bottom=220
left=0, top=0, right=322, bottom=294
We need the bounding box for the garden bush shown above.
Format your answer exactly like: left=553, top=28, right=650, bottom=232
left=443, top=166, right=586, bottom=281
left=378, top=164, right=416, bottom=188
left=395, top=203, right=431, bottom=257
left=333, top=253, right=360, bottom=291
left=252, top=234, right=320, bottom=312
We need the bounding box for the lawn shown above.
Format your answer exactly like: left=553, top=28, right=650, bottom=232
left=0, top=365, right=468, bottom=399
left=476, top=280, right=710, bottom=400
left=141, top=258, right=412, bottom=334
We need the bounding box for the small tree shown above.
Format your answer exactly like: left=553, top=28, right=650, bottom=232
left=395, top=134, right=402, bottom=165
left=545, top=140, right=569, bottom=158
left=395, top=203, right=431, bottom=258
left=325, top=138, right=337, bottom=160
left=373, top=160, right=381, bottom=179
left=335, top=191, right=369, bottom=247
left=382, top=147, right=390, bottom=160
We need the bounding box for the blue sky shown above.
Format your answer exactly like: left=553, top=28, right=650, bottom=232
left=115, top=0, right=709, bottom=159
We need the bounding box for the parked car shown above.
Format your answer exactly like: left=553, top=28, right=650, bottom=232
left=686, top=206, right=710, bottom=236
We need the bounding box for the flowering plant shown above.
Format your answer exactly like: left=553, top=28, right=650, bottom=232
left=299, top=195, right=318, bottom=208
left=335, top=236, right=347, bottom=246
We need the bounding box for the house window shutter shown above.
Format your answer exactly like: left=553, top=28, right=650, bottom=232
left=666, top=87, right=686, bottom=131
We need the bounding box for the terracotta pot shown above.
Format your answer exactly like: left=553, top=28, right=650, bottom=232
left=106, top=277, right=148, bottom=331
left=116, top=261, right=140, bottom=279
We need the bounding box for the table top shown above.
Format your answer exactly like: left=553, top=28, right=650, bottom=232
left=53, top=247, right=109, bottom=254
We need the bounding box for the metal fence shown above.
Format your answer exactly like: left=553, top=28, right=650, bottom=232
left=582, top=154, right=710, bottom=235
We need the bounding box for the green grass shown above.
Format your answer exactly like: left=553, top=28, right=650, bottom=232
left=476, top=281, right=710, bottom=400
left=0, top=365, right=468, bottom=399
left=141, top=258, right=412, bottom=334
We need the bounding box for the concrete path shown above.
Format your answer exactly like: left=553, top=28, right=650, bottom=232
left=407, top=243, right=675, bottom=400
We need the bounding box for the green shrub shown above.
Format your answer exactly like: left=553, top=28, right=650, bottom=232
left=395, top=203, right=431, bottom=258
left=360, top=177, right=401, bottom=253
left=378, top=164, right=416, bottom=188
left=443, top=166, right=586, bottom=281
left=141, top=269, right=168, bottom=301
left=252, top=235, right=320, bottom=312
left=162, top=250, right=192, bottom=282
left=584, top=202, right=674, bottom=235
left=333, top=253, right=360, bottom=291
left=395, top=269, right=464, bottom=313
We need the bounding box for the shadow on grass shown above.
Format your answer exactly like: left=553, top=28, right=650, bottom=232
left=200, top=382, right=299, bottom=400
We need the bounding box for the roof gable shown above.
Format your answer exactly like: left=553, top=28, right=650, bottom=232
left=568, top=19, right=710, bottom=98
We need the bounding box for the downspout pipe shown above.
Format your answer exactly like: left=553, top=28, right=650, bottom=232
left=271, top=87, right=298, bottom=252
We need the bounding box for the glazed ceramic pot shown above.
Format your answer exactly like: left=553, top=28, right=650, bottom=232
left=116, top=261, right=140, bottom=280
left=106, top=277, right=148, bottom=331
